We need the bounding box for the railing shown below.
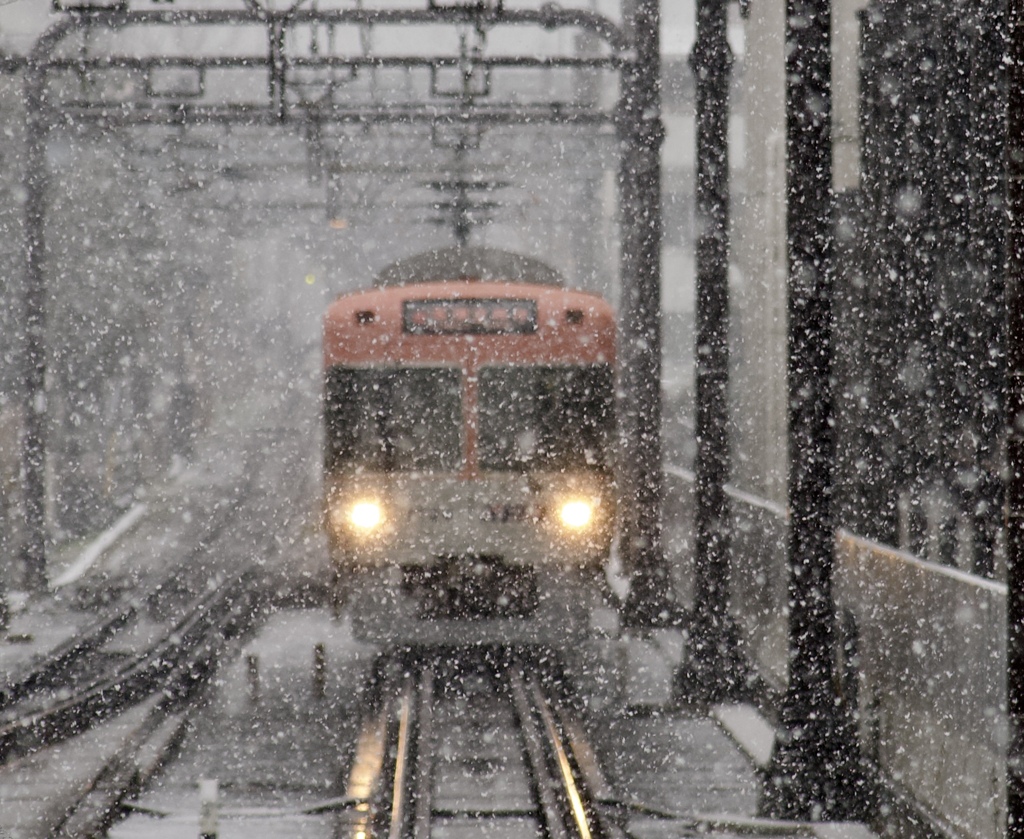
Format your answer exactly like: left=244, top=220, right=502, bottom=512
left=665, top=464, right=1007, bottom=839
left=664, top=466, right=789, bottom=689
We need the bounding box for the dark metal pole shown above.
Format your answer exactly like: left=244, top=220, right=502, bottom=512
left=680, top=0, right=742, bottom=700
left=17, top=19, right=75, bottom=593
left=761, top=0, right=862, bottom=819
left=20, top=120, right=48, bottom=593
left=18, top=24, right=73, bottom=594
left=1004, top=2, right=1024, bottom=834
left=970, top=0, right=1007, bottom=581
left=269, top=18, right=287, bottom=122
left=618, top=0, right=675, bottom=626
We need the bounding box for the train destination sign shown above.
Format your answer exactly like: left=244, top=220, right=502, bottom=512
left=403, top=299, right=539, bottom=335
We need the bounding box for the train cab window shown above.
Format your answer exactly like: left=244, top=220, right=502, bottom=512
left=478, top=365, right=614, bottom=471
left=324, top=366, right=462, bottom=472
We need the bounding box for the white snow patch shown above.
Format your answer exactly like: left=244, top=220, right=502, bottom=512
left=812, top=824, right=878, bottom=839
left=712, top=702, right=776, bottom=770
left=51, top=503, right=148, bottom=588
left=604, top=544, right=630, bottom=599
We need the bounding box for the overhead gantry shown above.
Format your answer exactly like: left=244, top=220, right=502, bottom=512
left=13, top=0, right=670, bottom=624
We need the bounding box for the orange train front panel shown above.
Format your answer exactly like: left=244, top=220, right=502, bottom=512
left=323, top=281, right=616, bottom=370
left=324, top=281, right=615, bottom=479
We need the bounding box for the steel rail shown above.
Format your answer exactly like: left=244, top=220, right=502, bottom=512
left=507, top=655, right=618, bottom=839
left=48, top=693, right=191, bottom=837
left=533, top=685, right=597, bottom=839
left=345, top=706, right=390, bottom=837
left=411, top=665, right=435, bottom=839
left=73, top=648, right=617, bottom=837
left=387, top=677, right=415, bottom=839
left=340, top=649, right=626, bottom=839
left=342, top=656, right=422, bottom=839
left=382, top=658, right=438, bottom=839
left=507, top=665, right=573, bottom=839
left=0, top=572, right=243, bottom=752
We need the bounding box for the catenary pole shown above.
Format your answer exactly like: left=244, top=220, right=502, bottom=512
left=1005, top=0, right=1024, bottom=834
left=682, top=0, right=741, bottom=699
left=18, top=19, right=75, bottom=593
left=761, top=0, right=861, bottom=819
left=618, top=0, right=675, bottom=625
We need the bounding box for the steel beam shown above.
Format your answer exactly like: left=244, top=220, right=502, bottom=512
left=618, top=0, right=675, bottom=626
left=1005, top=2, right=1024, bottom=834
left=970, top=0, right=1006, bottom=581
left=681, top=0, right=741, bottom=699
left=761, top=0, right=863, bottom=820
left=52, top=103, right=615, bottom=128
left=46, top=55, right=623, bottom=71
left=16, top=18, right=77, bottom=593
left=53, top=6, right=629, bottom=52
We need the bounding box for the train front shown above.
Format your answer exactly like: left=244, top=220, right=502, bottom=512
left=322, top=251, right=616, bottom=647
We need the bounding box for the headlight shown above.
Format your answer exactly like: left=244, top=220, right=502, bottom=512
left=557, top=498, right=596, bottom=531
left=349, top=500, right=384, bottom=531
left=330, top=498, right=385, bottom=536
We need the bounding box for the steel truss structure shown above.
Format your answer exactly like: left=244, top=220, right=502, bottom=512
left=16, top=0, right=671, bottom=622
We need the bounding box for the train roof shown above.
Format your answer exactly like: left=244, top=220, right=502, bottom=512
left=373, top=246, right=564, bottom=287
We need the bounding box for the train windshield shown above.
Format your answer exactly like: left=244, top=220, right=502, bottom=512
left=478, top=365, right=614, bottom=471
left=324, top=366, right=462, bottom=472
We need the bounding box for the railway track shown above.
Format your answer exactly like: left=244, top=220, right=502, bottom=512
left=0, top=428, right=312, bottom=765
left=339, top=647, right=624, bottom=839
left=0, top=568, right=262, bottom=764
left=0, top=448, right=257, bottom=714
left=0, top=468, right=311, bottom=835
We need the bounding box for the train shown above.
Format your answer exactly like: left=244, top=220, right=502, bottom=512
left=322, top=247, right=616, bottom=646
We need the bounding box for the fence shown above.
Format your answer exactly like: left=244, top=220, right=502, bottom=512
left=665, top=464, right=1007, bottom=839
